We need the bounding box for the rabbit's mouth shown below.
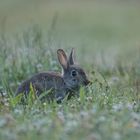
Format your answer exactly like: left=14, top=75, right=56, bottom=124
left=84, top=80, right=92, bottom=86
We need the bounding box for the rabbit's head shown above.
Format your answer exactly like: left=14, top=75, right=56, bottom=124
left=57, top=48, right=91, bottom=91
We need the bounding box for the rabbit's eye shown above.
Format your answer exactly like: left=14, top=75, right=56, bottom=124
left=71, top=70, right=77, bottom=77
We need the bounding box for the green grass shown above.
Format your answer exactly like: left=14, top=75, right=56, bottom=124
left=0, top=0, right=140, bottom=140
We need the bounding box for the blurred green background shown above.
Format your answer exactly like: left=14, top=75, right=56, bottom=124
left=0, top=0, right=140, bottom=44
left=0, top=0, right=140, bottom=65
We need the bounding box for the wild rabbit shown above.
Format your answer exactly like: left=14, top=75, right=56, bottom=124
left=16, top=48, right=91, bottom=103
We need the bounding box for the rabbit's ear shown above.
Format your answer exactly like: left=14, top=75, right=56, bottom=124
left=57, top=49, right=68, bottom=70
left=69, top=48, right=75, bottom=65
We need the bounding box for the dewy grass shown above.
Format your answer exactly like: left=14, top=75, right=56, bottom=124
left=0, top=30, right=140, bottom=140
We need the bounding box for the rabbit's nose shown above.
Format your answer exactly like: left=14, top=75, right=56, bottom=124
left=84, top=80, right=92, bottom=86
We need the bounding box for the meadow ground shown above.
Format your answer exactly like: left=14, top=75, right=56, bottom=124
left=0, top=0, right=140, bottom=140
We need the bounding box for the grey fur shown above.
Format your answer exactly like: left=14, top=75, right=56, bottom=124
left=16, top=49, right=91, bottom=103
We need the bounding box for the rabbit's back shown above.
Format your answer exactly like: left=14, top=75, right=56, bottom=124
left=16, top=72, right=65, bottom=96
